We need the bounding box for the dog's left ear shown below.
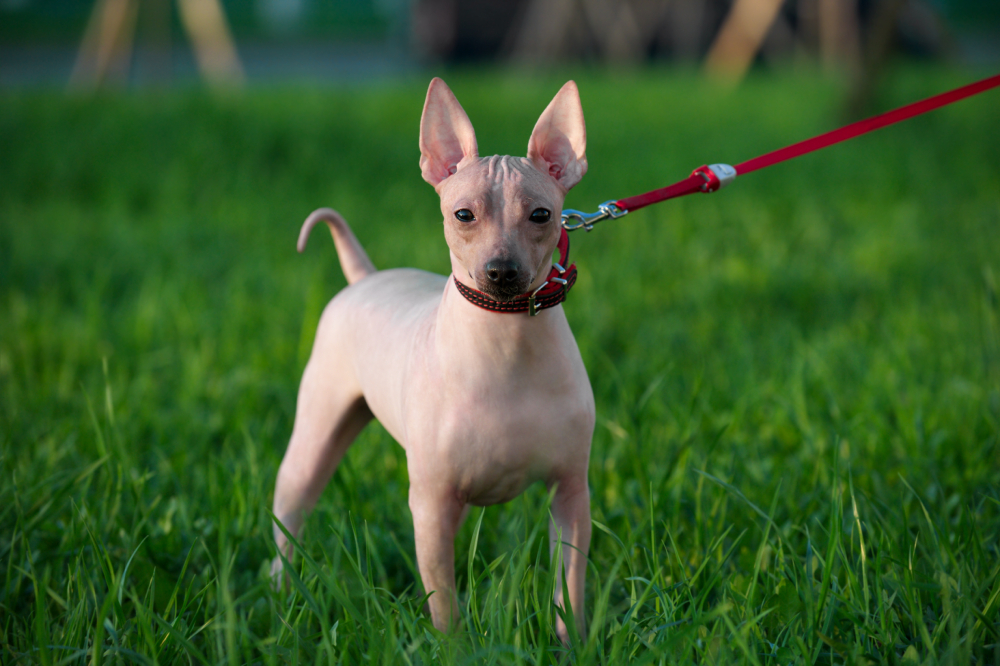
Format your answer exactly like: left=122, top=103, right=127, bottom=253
left=527, top=81, right=588, bottom=191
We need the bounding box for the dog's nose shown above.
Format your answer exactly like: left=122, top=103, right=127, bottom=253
left=485, top=259, right=520, bottom=286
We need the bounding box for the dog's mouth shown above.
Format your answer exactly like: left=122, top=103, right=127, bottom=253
left=473, top=276, right=532, bottom=302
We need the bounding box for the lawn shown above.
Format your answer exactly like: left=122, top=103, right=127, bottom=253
left=1, top=66, right=999, bottom=664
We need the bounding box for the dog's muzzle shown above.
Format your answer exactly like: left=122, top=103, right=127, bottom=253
left=478, top=259, right=530, bottom=301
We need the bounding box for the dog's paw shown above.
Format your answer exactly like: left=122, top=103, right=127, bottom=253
left=269, top=555, right=289, bottom=592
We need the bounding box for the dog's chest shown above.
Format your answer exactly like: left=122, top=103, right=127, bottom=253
left=403, top=357, right=593, bottom=506
left=345, top=282, right=595, bottom=506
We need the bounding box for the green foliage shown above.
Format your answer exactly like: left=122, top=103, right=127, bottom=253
left=2, top=67, right=999, bottom=664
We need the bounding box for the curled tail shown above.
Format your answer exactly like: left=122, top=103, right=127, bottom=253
left=297, top=208, right=376, bottom=285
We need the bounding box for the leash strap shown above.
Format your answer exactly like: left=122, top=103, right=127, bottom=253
left=733, top=72, right=1000, bottom=177
left=563, top=72, right=1000, bottom=229
left=454, top=228, right=578, bottom=316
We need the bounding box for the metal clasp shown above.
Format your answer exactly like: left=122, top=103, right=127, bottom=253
left=561, top=200, right=628, bottom=232
left=527, top=281, right=549, bottom=316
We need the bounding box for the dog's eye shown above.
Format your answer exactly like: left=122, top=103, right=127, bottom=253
left=454, top=209, right=475, bottom=223
left=529, top=208, right=551, bottom=224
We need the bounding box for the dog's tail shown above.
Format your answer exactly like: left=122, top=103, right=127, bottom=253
left=297, top=208, right=376, bottom=285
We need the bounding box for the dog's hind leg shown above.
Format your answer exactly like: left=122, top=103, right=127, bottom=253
left=271, top=307, right=373, bottom=581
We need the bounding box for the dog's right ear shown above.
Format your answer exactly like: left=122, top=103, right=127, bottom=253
left=419, top=78, right=479, bottom=187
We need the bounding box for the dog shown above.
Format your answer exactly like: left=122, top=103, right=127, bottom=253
left=271, top=78, right=594, bottom=643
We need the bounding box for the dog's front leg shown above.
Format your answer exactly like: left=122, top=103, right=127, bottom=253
left=409, top=485, right=466, bottom=632
left=550, top=478, right=592, bottom=644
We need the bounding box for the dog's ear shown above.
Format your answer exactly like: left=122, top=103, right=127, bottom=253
left=419, top=78, right=479, bottom=187
left=527, top=81, right=588, bottom=190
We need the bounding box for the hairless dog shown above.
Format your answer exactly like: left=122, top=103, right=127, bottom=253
left=271, top=78, right=594, bottom=644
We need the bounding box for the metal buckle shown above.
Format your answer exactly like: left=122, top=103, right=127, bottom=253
left=561, top=200, right=628, bottom=232
left=527, top=280, right=549, bottom=316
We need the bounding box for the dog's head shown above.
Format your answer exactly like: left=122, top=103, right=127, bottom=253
left=419, top=78, right=587, bottom=302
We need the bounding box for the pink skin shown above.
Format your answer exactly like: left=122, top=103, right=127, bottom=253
left=271, top=78, right=594, bottom=644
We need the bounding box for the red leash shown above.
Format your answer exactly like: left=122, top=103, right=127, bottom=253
left=563, top=72, right=1000, bottom=231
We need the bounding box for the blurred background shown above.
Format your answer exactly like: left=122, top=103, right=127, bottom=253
left=2, top=2, right=999, bottom=660
left=1, top=0, right=998, bottom=90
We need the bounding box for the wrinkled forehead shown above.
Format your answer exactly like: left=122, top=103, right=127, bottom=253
left=438, top=155, right=562, bottom=205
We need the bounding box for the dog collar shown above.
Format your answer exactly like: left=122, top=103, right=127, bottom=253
left=453, top=228, right=578, bottom=316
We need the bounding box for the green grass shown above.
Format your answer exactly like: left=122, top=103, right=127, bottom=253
left=1, top=66, right=999, bottom=664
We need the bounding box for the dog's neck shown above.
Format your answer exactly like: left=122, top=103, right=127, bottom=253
left=432, top=275, right=568, bottom=373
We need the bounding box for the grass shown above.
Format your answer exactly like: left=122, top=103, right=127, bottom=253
left=1, top=65, right=999, bottom=664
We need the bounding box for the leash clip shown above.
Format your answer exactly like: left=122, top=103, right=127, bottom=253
left=692, top=163, right=737, bottom=193
left=561, top=200, right=627, bottom=232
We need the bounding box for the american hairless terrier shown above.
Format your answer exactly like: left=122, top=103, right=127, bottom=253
left=271, top=78, right=594, bottom=643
